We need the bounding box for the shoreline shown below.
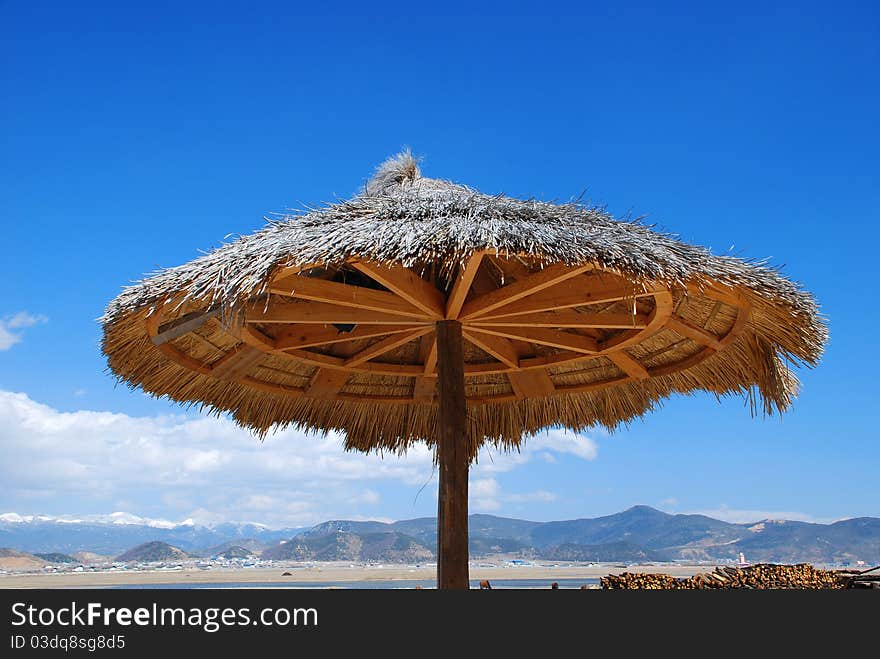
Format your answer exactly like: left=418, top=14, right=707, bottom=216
left=0, top=563, right=708, bottom=589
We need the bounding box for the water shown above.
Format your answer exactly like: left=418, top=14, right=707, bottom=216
left=115, top=577, right=600, bottom=589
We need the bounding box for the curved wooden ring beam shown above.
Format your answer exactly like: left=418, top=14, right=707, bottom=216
left=144, top=256, right=752, bottom=405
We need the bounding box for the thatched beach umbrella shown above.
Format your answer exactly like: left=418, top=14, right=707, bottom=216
left=102, top=151, right=826, bottom=589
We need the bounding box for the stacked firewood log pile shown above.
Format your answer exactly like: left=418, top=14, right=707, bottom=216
left=601, top=564, right=852, bottom=589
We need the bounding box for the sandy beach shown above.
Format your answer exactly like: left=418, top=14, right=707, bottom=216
left=0, top=563, right=707, bottom=589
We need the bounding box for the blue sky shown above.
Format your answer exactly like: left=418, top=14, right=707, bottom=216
left=1, top=1, right=877, bottom=528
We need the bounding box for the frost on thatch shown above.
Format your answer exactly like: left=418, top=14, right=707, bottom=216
left=101, top=152, right=826, bottom=453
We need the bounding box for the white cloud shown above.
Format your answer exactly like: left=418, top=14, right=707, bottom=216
left=0, top=390, right=599, bottom=526
left=508, top=490, right=556, bottom=504
left=474, top=428, right=598, bottom=475
left=356, top=489, right=381, bottom=505
left=469, top=478, right=557, bottom=512
left=0, top=312, right=47, bottom=351
left=0, top=390, right=433, bottom=527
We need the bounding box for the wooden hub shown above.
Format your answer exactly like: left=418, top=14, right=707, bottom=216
left=146, top=252, right=751, bottom=404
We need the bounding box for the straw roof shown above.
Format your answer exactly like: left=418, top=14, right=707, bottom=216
left=101, top=151, right=826, bottom=456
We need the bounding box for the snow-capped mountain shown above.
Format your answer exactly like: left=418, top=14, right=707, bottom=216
left=0, top=512, right=196, bottom=529
left=0, top=512, right=303, bottom=555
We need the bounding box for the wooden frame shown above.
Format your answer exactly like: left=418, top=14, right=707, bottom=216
left=144, top=256, right=752, bottom=404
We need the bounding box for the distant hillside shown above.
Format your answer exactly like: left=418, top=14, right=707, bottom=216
left=71, top=551, right=109, bottom=565
left=198, top=538, right=266, bottom=558
left=0, top=547, right=47, bottom=571
left=541, top=541, right=669, bottom=562
left=115, top=541, right=189, bottom=563
left=0, top=516, right=302, bottom=554
left=4, top=506, right=879, bottom=565
left=34, top=552, right=77, bottom=563
left=263, top=532, right=433, bottom=563
left=469, top=536, right=531, bottom=557
left=723, top=517, right=880, bottom=564
left=529, top=505, right=742, bottom=549
left=215, top=546, right=255, bottom=559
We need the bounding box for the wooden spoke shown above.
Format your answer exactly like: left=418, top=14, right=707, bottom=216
left=285, top=348, right=424, bottom=376
left=445, top=252, right=484, bottom=319
left=275, top=324, right=414, bottom=351
left=343, top=327, right=432, bottom=367
left=152, top=306, right=221, bottom=346
left=305, top=368, right=350, bottom=397
left=352, top=261, right=445, bottom=319
left=209, top=345, right=264, bottom=381
left=470, top=310, right=649, bottom=329
left=245, top=300, right=430, bottom=325
left=460, top=262, right=594, bottom=320
left=475, top=278, right=652, bottom=319
left=412, top=376, right=437, bottom=402
left=419, top=333, right=438, bottom=375
left=666, top=316, right=724, bottom=351
left=508, top=369, right=555, bottom=398
left=145, top=262, right=754, bottom=405
left=462, top=329, right=520, bottom=369
left=268, top=274, right=428, bottom=318
left=606, top=350, right=649, bottom=380
left=467, top=325, right=599, bottom=354
left=599, top=290, right=673, bottom=353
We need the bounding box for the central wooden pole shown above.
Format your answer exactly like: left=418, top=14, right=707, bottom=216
left=436, top=320, right=470, bottom=590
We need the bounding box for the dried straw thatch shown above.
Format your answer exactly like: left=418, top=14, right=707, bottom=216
left=101, top=151, right=826, bottom=455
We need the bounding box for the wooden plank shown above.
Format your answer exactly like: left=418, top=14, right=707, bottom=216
left=445, top=252, right=483, bottom=319
left=470, top=310, right=648, bottom=329
left=245, top=300, right=430, bottom=325
left=459, top=262, right=594, bottom=319
left=305, top=368, right=350, bottom=398
left=275, top=324, right=413, bottom=351
left=412, top=376, right=436, bottom=402
left=152, top=306, right=222, bottom=346
left=209, top=345, right=264, bottom=381
left=343, top=327, right=432, bottom=367
left=352, top=261, right=445, bottom=319
left=435, top=320, right=470, bottom=590
left=467, top=325, right=599, bottom=354
left=599, top=290, right=674, bottom=353
left=476, top=279, right=653, bottom=319
left=606, top=350, right=649, bottom=380
left=462, top=329, right=520, bottom=369
left=284, top=348, right=424, bottom=376
left=508, top=369, right=555, bottom=398
left=666, top=315, right=724, bottom=351
left=268, top=274, right=428, bottom=318
left=419, top=333, right=438, bottom=375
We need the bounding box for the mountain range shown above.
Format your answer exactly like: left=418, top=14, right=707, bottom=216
left=2, top=506, right=878, bottom=565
